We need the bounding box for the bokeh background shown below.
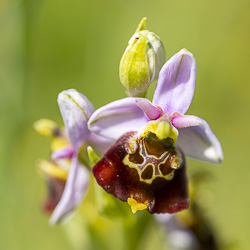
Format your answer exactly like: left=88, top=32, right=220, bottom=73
left=1, top=0, right=250, bottom=249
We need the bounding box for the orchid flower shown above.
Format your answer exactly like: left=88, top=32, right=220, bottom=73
left=88, top=49, right=223, bottom=214
left=46, top=89, right=112, bottom=224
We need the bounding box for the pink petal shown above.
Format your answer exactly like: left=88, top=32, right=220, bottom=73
left=152, top=49, right=196, bottom=115
left=49, top=155, right=89, bottom=224
left=58, top=89, right=94, bottom=149
left=176, top=117, right=223, bottom=164
left=88, top=97, right=148, bottom=140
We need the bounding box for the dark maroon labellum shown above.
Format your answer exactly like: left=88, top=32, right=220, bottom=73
left=92, top=131, right=189, bottom=214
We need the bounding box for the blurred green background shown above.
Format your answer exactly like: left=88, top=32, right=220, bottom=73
left=1, top=0, right=250, bottom=249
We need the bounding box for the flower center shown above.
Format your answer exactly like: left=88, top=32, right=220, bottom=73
left=123, top=122, right=181, bottom=184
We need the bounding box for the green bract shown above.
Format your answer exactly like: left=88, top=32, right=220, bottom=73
left=119, top=17, right=165, bottom=97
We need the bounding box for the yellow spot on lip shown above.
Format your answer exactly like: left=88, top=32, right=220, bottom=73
left=127, top=197, right=147, bottom=214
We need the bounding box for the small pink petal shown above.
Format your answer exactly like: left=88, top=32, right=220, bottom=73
left=136, top=99, right=163, bottom=120
left=51, top=146, right=75, bottom=160
left=171, top=114, right=202, bottom=129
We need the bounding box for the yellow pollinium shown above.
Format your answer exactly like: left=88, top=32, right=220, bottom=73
left=34, top=119, right=58, bottom=137
left=34, top=118, right=70, bottom=151
left=127, top=197, right=147, bottom=214
left=37, top=159, right=69, bottom=180
left=142, top=120, right=178, bottom=142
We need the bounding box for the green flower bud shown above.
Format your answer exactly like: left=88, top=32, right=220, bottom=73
left=119, top=17, right=165, bottom=97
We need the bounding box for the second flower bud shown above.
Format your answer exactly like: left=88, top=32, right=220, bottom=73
left=119, top=17, right=165, bottom=97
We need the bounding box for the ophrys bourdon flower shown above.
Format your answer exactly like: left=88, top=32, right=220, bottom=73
left=88, top=49, right=223, bottom=214
left=35, top=89, right=113, bottom=224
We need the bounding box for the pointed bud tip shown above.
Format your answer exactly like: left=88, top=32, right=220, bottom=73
left=136, top=17, right=147, bottom=31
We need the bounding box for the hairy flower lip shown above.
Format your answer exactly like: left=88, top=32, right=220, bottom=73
left=92, top=131, right=189, bottom=214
